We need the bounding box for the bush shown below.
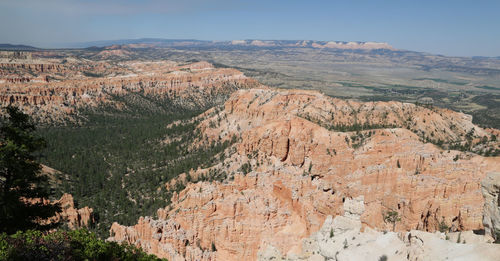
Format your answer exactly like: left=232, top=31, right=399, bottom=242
left=383, top=210, right=401, bottom=231
left=240, top=162, right=252, bottom=175
left=494, top=229, right=500, bottom=244
left=0, top=229, right=164, bottom=261
left=438, top=219, right=449, bottom=233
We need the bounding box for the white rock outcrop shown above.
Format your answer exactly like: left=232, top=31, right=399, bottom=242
left=258, top=196, right=500, bottom=261
left=481, top=171, right=500, bottom=240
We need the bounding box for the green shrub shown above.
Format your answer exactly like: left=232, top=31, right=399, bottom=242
left=438, top=219, right=450, bottom=233
left=0, top=229, right=165, bottom=261
left=240, top=162, right=252, bottom=175
left=383, top=210, right=401, bottom=231
left=494, top=229, right=500, bottom=244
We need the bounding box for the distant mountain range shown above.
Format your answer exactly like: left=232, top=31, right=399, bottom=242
left=1, top=39, right=499, bottom=59
left=0, top=38, right=394, bottom=51
left=0, top=43, right=39, bottom=51
left=66, top=38, right=395, bottom=50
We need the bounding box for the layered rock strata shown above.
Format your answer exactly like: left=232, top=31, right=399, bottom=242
left=109, top=88, right=500, bottom=260
left=0, top=60, right=259, bottom=122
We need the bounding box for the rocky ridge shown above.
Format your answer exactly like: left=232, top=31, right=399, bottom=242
left=0, top=58, right=260, bottom=122
left=228, top=40, right=394, bottom=50
left=259, top=196, right=500, bottom=261
left=109, top=88, right=500, bottom=260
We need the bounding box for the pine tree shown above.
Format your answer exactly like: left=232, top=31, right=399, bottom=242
left=383, top=210, right=401, bottom=231
left=0, top=106, right=61, bottom=234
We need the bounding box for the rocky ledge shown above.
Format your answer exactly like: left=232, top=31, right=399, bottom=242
left=259, top=196, right=500, bottom=261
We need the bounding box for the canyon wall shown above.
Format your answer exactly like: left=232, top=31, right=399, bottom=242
left=109, top=88, right=500, bottom=260
left=0, top=59, right=260, bottom=122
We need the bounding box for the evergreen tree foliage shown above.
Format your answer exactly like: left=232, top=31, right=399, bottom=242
left=0, top=229, right=165, bottom=261
left=383, top=210, right=401, bottom=231
left=0, top=106, right=61, bottom=234
left=37, top=94, right=236, bottom=237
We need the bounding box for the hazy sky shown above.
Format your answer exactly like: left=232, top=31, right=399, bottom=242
left=1, top=0, right=499, bottom=56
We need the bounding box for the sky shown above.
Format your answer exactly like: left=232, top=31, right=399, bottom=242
left=0, top=0, right=499, bottom=57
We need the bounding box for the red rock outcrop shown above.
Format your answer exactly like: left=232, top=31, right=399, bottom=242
left=0, top=59, right=260, bottom=122
left=53, top=193, right=94, bottom=229
left=109, top=88, right=500, bottom=260
left=29, top=193, right=94, bottom=229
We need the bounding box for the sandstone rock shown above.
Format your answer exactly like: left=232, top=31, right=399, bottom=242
left=481, top=171, right=500, bottom=239
left=259, top=197, right=500, bottom=261
left=0, top=59, right=260, bottom=122
left=448, top=230, right=494, bottom=244
left=29, top=193, right=94, bottom=229
left=54, top=193, right=95, bottom=229
left=109, top=88, right=499, bottom=260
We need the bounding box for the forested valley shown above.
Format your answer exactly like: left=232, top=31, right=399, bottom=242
left=37, top=92, right=231, bottom=237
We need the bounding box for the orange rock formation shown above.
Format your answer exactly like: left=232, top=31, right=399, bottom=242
left=0, top=59, right=259, bottom=122
left=30, top=193, right=94, bottom=230
left=109, top=88, right=500, bottom=260
left=53, top=193, right=95, bottom=229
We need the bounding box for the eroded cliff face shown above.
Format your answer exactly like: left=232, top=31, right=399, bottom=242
left=53, top=193, right=95, bottom=229
left=482, top=172, right=500, bottom=239
left=30, top=193, right=94, bottom=230
left=259, top=197, right=500, bottom=261
left=0, top=58, right=260, bottom=122
left=109, top=88, right=500, bottom=260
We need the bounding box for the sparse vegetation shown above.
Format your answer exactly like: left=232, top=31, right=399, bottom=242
left=383, top=210, right=401, bottom=231
left=240, top=162, right=252, bottom=175
left=82, top=71, right=104, bottom=78
left=379, top=255, right=388, bottom=261
left=438, top=218, right=450, bottom=233
left=494, top=229, right=500, bottom=244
